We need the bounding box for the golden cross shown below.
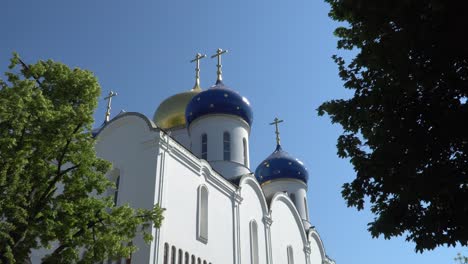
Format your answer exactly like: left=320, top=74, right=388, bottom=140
left=104, top=91, right=117, bottom=122
left=190, top=53, right=206, bottom=90
left=210, top=48, right=228, bottom=83
left=269, top=117, right=284, bottom=146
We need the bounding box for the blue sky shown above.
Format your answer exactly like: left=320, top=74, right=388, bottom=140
left=2, top=0, right=465, bottom=263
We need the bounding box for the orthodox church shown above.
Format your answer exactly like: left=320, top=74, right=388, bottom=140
left=93, top=49, right=335, bottom=264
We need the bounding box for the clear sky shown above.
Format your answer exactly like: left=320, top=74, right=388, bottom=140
left=2, top=0, right=465, bottom=263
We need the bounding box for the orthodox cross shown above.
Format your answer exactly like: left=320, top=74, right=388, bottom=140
left=210, top=48, right=228, bottom=83
left=104, top=91, right=117, bottom=122
left=190, top=53, right=206, bottom=90
left=269, top=117, right=284, bottom=146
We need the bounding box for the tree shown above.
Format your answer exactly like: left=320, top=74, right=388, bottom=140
left=455, top=253, right=468, bottom=264
left=0, top=54, right=164, bottom=263
left=318, top=0, right=468, bottom=252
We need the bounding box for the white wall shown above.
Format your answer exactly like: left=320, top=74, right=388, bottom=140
left=157, top=151, right=236, bottom=264
left=262, top=179, right=310, bottom=229
left=95, top=113, right=160, bottom=264
left=238, top=176, right=269, bottom=264
left=270, top=194, right=308, bottom=264
left=88, top=112, right=332, bottom=264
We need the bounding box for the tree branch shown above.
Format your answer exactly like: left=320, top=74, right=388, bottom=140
left=35, top=123, right=82, bottom=208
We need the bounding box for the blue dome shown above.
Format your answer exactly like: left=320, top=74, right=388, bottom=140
left=185, top=81, right=253, bottom=126
left=255, top=145, right=309, bottom=185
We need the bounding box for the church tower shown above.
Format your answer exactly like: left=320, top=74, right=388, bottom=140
left=185, top=49, right=253, bottom=182
left=255, top=118, right=312, bottom=229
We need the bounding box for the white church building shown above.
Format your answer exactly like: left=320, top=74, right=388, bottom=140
left=92, top=49, right=335, bottom=264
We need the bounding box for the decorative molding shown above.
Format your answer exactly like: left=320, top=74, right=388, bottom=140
left=187, top=113, right=251, bottom=134
left=270, top=193, right=309, bottom=245
left=233, top=190, right=243, bottom=204
left=203, top=165, right=238, bottom=198
left=238, top=174, right=270, bottom=216
left=262, top=215, right=273, bottom=227
left=308, top=228, right=327, bottom=261
left=303, top=245, right=311, bottom=255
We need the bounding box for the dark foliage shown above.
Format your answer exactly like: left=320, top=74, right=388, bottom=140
left=319, top=0, right=468, bottom=252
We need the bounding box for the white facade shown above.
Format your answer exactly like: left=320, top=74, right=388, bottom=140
left=90, top=112, right=335, bottom=264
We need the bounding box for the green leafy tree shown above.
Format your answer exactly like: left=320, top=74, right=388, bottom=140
left=0, top=54, right=164, bottom=263
left=318, top=0, right=468, bottom=252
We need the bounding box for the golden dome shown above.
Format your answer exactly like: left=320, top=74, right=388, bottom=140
left=153, top=87, right=202, bottom=129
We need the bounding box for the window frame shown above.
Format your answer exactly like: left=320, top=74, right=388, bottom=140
left=223, top=131, right=231, bottom=161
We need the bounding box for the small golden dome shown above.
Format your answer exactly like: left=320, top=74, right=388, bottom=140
left=153, top=87, right=202, bottom=129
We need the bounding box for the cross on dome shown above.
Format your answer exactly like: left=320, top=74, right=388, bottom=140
left=190, top=53, right=206, bottom=90
left=210, top=48, right=228, bottom=83
left=104, top=91, right=117, bottom=122
left=269, top=117, right=284, bottom=147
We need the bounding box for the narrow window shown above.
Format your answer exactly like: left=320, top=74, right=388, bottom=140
left=287, top=246, right=294, bottom=264
left=201, top=134, right=207, bottom=160
left=185, top=252, right=189, bottom=264
left=223, top=132, right=230, bottom=160
left=243, top=138, right=248, bottom=166
left=304, top=197, right=309, bottom=221
left=114, top=175, right=120, bottom=205
left=203, top=261, right=207, bottom=264
left=250, top=220, right=259, bottom=264
left=164, top=243, right=169, bottom=264
left=197, top=258, right=201, bottom=264
left=191, top=255, right=195, bottom=264
left=171, top=246, right=176, bottom=264
left=197, top=185, right=209, bottom=243
left=178, top=249, right=183, bottom=264
left=290, top=193, right=296, bottom=205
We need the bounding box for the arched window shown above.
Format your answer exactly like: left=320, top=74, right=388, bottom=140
left=223, top=132, right=231, bottom=161
left=107, top=169, right=120, bottom=206
left=304, top=197, right=309, bottom=221
left=290, top=193, right=296, bottom=205
left=185, top=252, right=189, bottom=264
left=197, top=258, right=201, bottom=264
left=201, top=134, right=207, bottom=160
left=243, top=138, right=248, bottom=166
left=114, top=175, right=120, bottom=205
left=249, top=220, right=259, bottom=264
left=191, top=255, right=195, bottom=264
left=203, top=261, right=207, bottom=264
left=197, top=185, right=209, bottom=243
left=287, top=245, right=294, bottom=264
left=171, top=246, right=176, bottom=264
left=163, top=243, right=169, bottom=264
left=178, top=249, right=183, bottom=264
